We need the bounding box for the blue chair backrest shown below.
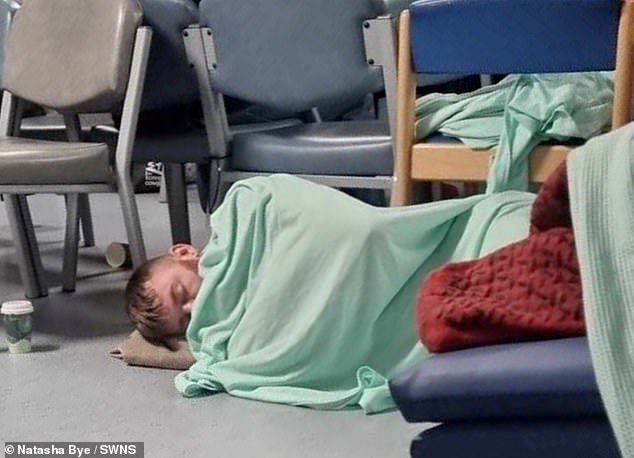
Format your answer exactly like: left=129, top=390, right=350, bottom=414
left=138, top=0, right=200, bottom=113
left=409, top=0, right=620, bottom=74
left=198, top=0, right=387, bottom=117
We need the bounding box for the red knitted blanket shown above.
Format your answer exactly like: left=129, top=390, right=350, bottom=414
left=417, top=163, right=586, bottom=353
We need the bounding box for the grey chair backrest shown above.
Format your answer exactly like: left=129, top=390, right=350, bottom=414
left=2, top=0, right=142, bottom=113
left=198, top=0, right=387, bottom=117
left=380, top=0, right=414, bottom=16
left=138, top=0, right=200, bottom=112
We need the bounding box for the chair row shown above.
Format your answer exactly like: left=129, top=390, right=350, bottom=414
left=0, top=0, right=200, bottom=298
left=0, top=0, right=411, bottom=298
left=1, top=0, right=632, bottom=304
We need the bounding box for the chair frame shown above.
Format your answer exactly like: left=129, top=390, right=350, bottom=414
left=391, top=1, right=634, bottom=206
left=0, top=25, right=153, bottom=298
left=182, top=15, right=400, bottom=210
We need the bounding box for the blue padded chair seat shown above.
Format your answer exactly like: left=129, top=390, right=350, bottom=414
left=90, top=124, right=210, bottom=164
left=389, top=337, right=605, bottom=423
left=230, top=121, right=393, bottom=176
left=131, top=127, right=209, bottom=163
left=410, top=419, right=620, bottom=458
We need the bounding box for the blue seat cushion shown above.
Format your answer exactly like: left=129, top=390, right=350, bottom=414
left=410, top=419, right=620, bottom=458
left=389, top=337, right=605, bottom=422
left=230, top=121, right=393, bottom=176
left=132, top=126, right=210, bottom=163
left=89, top=125, right=210, bottom=164
left=421, top=133, right=586, bottom=147
left=421, top=133, right=462, bottom=144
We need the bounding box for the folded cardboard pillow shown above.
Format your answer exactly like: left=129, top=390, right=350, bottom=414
left=110, top=330, right=195, bottom=370
left=417, top=162, right=586, bottom=352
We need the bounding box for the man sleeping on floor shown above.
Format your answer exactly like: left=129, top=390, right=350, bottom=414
left=122, top=173, right=553, bottom=413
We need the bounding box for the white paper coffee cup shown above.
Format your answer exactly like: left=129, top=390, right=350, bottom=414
left=1, top=300, right=34, bottom=354
left=105, top=242, right=132, bottom=269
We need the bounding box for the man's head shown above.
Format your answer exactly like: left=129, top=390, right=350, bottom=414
left=124, top=244, right=202, bottom=340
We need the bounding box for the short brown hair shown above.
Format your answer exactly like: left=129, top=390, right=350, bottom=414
left=124, top=256, right=169, bottom=339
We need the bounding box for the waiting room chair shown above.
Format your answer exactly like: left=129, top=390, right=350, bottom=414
left=388, top=1, right=634, bottom=456
left=3, top=0, right=199, bottom=251
left=0, top=0, right=99, bottom=269
left=93, top=0, right=204, bottom=245
left=91, top=0, right=303, bottom=243
left=391, top=0, right=634, bottom=206
left=14, top=0, right=207, bottom=249
left=0, top=0, right=150, bottom=298
left=183, top=0, right=403, bottom=209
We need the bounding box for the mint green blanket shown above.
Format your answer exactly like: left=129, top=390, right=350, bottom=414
left=176, top=176, right=533, bottom=412
left=568, top=125, right=634, bottom=458
left=175, top=73, right=619, bottom=417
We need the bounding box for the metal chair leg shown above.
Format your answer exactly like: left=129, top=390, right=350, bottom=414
left=116, top=172, right=146, bottom=268
left=4, top=194, right=48, bottom=298
left=209, top=158, right=229, bottom=213
left=78, top=193, right=95, bottom=247
left=195, top=162, right=211, bottom=214
left=62, top=193, right=80, bottom=292
left=164, top=163, right=191, bottom=244
left=158, top=168, right=168, bottom=204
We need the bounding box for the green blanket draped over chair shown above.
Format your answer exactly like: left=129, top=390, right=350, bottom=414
left=415, top=72, right=614, bottom=193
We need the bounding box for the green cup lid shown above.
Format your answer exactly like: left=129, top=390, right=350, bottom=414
left=1, top=300, right=34, bottom=315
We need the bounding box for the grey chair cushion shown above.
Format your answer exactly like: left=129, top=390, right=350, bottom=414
left=230, top=119, right=304, bottom=136
left=0, top=137, right=111, bottom=185
left=3, top=0, right=142, bottom=112
left=230, top=121, right=393, bottom=176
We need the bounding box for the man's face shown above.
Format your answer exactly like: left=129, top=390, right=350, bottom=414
left=147, top=259, right=201, bottom=336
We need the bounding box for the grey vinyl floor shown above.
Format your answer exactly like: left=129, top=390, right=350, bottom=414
left=0, top=189, right=427, bottom=458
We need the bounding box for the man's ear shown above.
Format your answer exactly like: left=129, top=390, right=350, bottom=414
left=168, top=244, right=199, bottom=261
